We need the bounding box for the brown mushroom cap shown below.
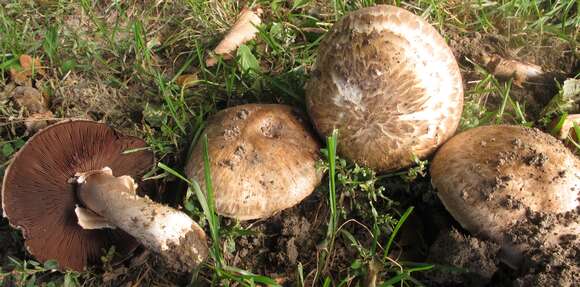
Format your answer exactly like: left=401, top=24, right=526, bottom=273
left=306, top=5, right=463, bottom=172
left=431, top=125, right=580, bottom=244
left=185, top=104, right=323, bottom=220
left=1, top=120, right=154, bottom=271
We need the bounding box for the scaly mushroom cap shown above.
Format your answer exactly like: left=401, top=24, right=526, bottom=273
left=1, top=120, right=154, bottom=271
left=431, top=125, right=580, bottom=243
left=306, top=5, right=463, bottom=172
left=185, top=104, right=323, bottom=220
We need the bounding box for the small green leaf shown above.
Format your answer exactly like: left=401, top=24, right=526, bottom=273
left=43, top=260, right=59, bottom=270
left=292, top=0, right=311, bottom=10
left=25, top=274, right=36, bottom=287
left=269, top=23, right=284, bottom=39
left=237, top=45, right=260, bottom=73
left=1, top=144, right=14, bottom=157
left=143, top=103, right=167, bottom=127
left=13, top=138, right=26, bottom=149
left=64, top=272, right=76, bottom=287
left=350, top=259, right=362, bottom=269
left=61, top=59, right=76, bottom=74
left=28, top=260, right=40, bottom=267
left=184, top=199, right=195, bottom=212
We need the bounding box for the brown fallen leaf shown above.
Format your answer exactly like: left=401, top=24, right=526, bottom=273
left=19, top=54, right=45, bottom=75
left=206, top=7, right=263, bottom=67
left=480, top=52, right=544, bottom=88
left=10, top=86, right=49, bottom=114
left=9, top=86, right=52, bottom=134
left=9, top=54, right=45, bottom=85
left=175, top=73, right=199, bottom=88
left=9, top=67, right=30, bottom=86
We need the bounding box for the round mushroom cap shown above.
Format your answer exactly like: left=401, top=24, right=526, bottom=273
left=306, top=5, right=463, bottom=172
left=185, top=104, right=323, bottom=220
left=1, top=120, right=154, bottom=271
left=431, top=125, right=580, bottom=243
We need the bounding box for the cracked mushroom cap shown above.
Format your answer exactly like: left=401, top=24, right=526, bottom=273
left=185, top=104, right=323, bottom=220
left=306, top=5, right=463, bottom=172
left=431, top=125, right=580, bottom=243
left=1, top=120, right=154, bottom=271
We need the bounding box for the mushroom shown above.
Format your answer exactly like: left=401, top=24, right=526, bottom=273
left=305, top=5, right=463, bottom=172
left=2, top=120, right=208, bottom=271
left=185, top=104, right=323, bottom=220
left=430, top=125, right=580, bottom=267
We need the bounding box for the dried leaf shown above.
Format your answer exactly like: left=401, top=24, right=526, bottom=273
left=9, top=67, right=30, bottom=85
left=10, top=86, right=49, bottom=114
left=206, top=7, right=263, bottom=67
left=480, top=53, right=543, bottom=87
left=9, top=55, right=45, bottom=85
left=175, top=73, right=199, bottom=88
left=19, top=54, right=45, bottom=76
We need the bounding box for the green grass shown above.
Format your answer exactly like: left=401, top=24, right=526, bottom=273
left=0, top=0, right=578, bottom=286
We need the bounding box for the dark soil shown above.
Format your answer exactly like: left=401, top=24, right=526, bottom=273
left=425, top=228, right=501, bottom=287
left=0, top=218, right=23, bottom=270
left=223, top=191, right=331, bottom=285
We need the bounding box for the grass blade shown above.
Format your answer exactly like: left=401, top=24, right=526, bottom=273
left=383, top=206, right=414, bottom=260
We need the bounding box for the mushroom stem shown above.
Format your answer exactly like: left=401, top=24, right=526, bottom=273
left=75, top=167, right=208, bottom=271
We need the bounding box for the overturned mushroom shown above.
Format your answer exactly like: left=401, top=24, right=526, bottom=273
left=306, top=5, right=463, bottom=172
left=2, top=120, right=208, bottom=271
left=185, top=104, right=323, bottom=220
left=431, top=125, right=580, bottom=268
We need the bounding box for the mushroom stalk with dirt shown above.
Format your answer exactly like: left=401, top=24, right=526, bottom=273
left=2, top=120, right=208, bottom=271
left=74, top=167, right=208, bottom=272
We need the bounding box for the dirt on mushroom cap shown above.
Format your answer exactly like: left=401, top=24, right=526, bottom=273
left=431, top=125, right=579, bottom=242
left=185, top=104, right=323, bottom=220
left=431, top=124, right=580, bottom=285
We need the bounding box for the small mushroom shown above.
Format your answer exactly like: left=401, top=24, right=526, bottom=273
left=306, top=5, right=463, bottom=172
left=431, top=125, right=579, bottom=267
left=185, top=104, right=323, bottom=220
left=2, top=120, right=208, bottom=271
